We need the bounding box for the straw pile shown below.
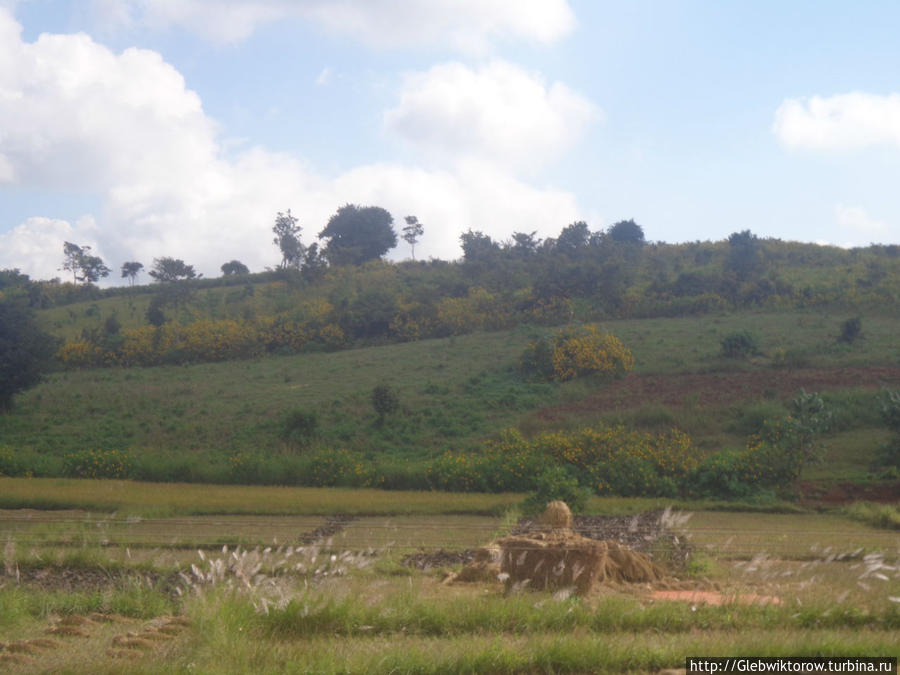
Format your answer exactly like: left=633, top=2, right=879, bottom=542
left=450, top=502, right=664, bottom=594
left=496, top=502, right=664, bottom=594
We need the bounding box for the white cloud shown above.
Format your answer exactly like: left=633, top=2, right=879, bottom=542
left=773, top=92, right=900, bottom=151
left=0, top=9, right=587, bottom=281
left=835, top=204, right=890, bottom=235
left=315, top=67, right=332, bottom=86
left=0, top=216, right=103, bottom=281
left=92, top=0, right=575, bottom=51
left=385, top=60, right=599, bottom=171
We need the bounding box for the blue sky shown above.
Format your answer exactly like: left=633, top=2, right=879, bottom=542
left=1, top=0, right=899, bottom=283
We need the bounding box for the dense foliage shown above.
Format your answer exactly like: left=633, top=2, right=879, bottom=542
left=0, top=283, right=57, bottom=410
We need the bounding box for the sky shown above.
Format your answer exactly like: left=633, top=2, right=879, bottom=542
left=1, top=0, right=899, bottom=284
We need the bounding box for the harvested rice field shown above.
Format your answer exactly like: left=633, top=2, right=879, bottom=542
left=2, top=489, right=898, bottom=674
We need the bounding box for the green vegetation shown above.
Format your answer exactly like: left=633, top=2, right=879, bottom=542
left=1, top=506, right=897, bottom=672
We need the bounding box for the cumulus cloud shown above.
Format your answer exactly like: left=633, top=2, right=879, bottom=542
left=0, top=216, right=104, bottom=281
left=0, top=9, right=587, bottom=281
left=773, top=92, right=900, bottom=151
left=835, top=204, right=890, bottom=235
left=93, top=0, right=575, bottom=51
left=385, top=60, right=599, bottom=171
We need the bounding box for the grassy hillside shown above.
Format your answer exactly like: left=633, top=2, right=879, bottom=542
left=3, top=308, right=899, bottom=493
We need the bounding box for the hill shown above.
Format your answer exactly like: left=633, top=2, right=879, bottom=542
left=2, top=307, right=899, bottom=497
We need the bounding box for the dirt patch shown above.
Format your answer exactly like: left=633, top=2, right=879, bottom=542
left=3, top=566, right=178, bottom=594
left=298, top=515, right=357, bottom=545
left=403, top=549, right=477, bottom=570
left=798, top=480, right=900, bottom=506
left=536, top=366, right=900, bottom=419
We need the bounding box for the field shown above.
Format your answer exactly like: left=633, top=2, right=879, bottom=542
left=4, top=265, right=900, bottom=670
left=1, top=483, right=898, bottom=673
left=4, top=309, right=900, bottom=494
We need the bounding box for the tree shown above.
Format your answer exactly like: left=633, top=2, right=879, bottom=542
left=371, top=383, right=399, bottom=424
left=61, top=242, right=110, bottom=285
left=459, top=230, right=500, bottom=262
left=300, top=243, right=327, bottom=282
left=0, top=291, right=57, bottom=411
left=149, top=257, right=198, bottom=283
left=727, top=230, right=763, bottom=282
left=402, top=215, right=424, bottom=260
left=607, top=219, right=645, bottom=245
left=509, top=231, right=541, bottom=258
left=319, top=204, right=397, bottom=266
left=780, top=390, right=833, bottom=480
left=221, top=260, right=249, bottom=276
left=121, top=261, right=144, bottom=287
left=555, top=221, right=591, bottom=257
left=273, top=209, right=304, bottom=269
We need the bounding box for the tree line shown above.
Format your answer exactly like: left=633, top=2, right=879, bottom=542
left=58, top=203, right=426, bottom=289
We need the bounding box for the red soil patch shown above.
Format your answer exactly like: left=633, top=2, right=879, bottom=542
left=537, top=366, right=900, bottom=419
left=798, top=480, right=900, bottom=506
left=650, top=590, right=782, bottom=606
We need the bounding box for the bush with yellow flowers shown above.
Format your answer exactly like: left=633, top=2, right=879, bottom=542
left=521, top=324, right=634, bottom=382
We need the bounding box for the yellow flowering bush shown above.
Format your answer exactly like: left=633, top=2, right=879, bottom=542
left=63, top=449, right=132, bottom=479
left=521, top=324, right=634, bottom=381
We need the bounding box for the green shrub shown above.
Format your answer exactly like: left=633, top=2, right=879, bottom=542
left=879, top=389, right=900, bottom=432
left=521, top=466, right=590, bottom=515
left=689, top=450, right=761, bottom=499
left=304, top=448, right=373, bottom=487
left=0, top=446, right=25, bottom=476
left=728, top=400, right=788, bottom=436
left=281, top=408, right=319, bottom=445
left=720, top=330, right=760, bottom=358
left=371, top=383, right=400, bottom=423
left=837, top=317, right=863, bottom=344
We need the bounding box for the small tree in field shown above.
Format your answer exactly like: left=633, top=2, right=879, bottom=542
left=371, top=383, right=399, bottom=425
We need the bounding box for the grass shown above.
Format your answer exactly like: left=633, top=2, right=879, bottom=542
left=0, top=478, right=525, bottom=516
left=5, top=308, right=900, bottom=494
left=2, top=505, right=898, bottom=672
left=841, top=502, right=900, bottom=530
left=0, top=478, right=809, bottom=518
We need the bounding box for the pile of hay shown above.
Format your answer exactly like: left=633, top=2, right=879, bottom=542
left=452, top=501, right=664, bottom=595
left=450, top=545, right=501, bottom=583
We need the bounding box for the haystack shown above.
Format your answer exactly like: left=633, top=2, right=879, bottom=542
left=539, top=500, right=573, bottom=530
left=494, top=502, right=664, bottom=595
left=451, top=545, right=502, bottom=583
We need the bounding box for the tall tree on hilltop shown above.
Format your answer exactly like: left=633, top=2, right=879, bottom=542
left=727, top=229, right=763, bottom=282
left=459, top=229, right=500, bottom=262
left=273, top=209, right=304, bottom=269
left=149, top=257, right=198, bottom=283
left=221, top=260, right=249, bottom=276
left=61, top=242, right=111, bottom=285
left=121, top=261, right=144, bottom=287
left=607, top=219, right=645, bottom=245
left=402, top=215, right=424, bottom=260
left=556, top=221, right=591, bottom=257
left=319, top=204, right=397, bottom=266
